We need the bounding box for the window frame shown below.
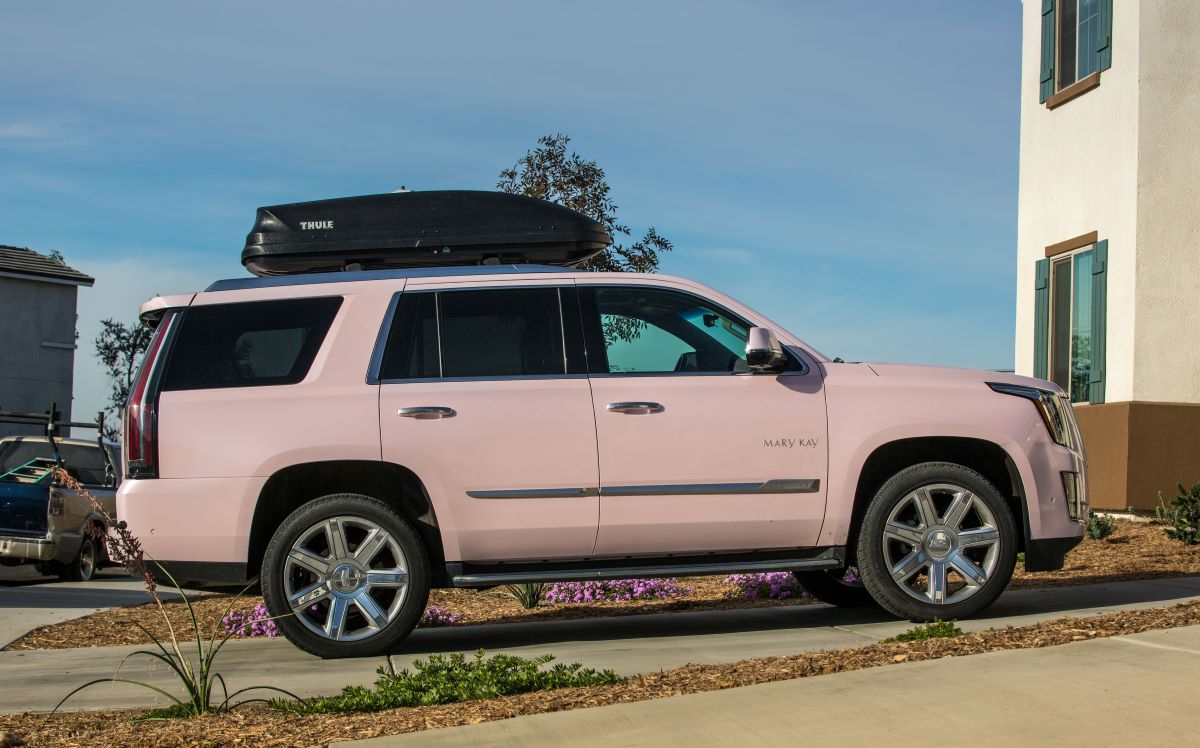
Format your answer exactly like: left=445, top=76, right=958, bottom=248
left=576, top=283, right=807, bottom=378
left=1040, top=0, right=1111, bottom=108
left=1046, top=246, right=1094, bottom=403
left=369, top=284, right=587, bottom=384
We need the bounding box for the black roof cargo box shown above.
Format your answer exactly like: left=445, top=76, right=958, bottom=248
left=242, top=190, right=611, bottom=276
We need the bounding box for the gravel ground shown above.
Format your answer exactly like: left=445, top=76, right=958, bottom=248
left=5, top=519, right=1196, bottom=653
left=3, top=600, right=1198, bottom=747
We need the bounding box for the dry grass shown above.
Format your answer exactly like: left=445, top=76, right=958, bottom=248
left=3, top=600, right=1199, bottom=747
left=5, top=519, right=1197, bottom=653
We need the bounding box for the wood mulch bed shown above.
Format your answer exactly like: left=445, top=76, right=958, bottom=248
left=5, top=519, right=1197, bottom=653
left=3, top=600, right=1199, bottom=747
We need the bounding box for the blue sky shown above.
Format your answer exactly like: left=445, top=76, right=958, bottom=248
left=1, top=1, right=1022, bottom=420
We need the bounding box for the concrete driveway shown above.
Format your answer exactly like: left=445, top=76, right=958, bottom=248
left=0, top=565, right=181, bottom=648
left=0, top=575, right=1198, bottom=714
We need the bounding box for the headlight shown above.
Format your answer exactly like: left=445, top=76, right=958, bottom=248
left=986, top=382, right=1080, bottom=452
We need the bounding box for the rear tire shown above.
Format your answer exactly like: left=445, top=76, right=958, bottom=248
left=59, top=534, right=100, bottom=582
left=794, top=568, right=876, bottom=608
left=856, top=462, right=1017, bottom=622
left=261, top=493, right=430, bottom=659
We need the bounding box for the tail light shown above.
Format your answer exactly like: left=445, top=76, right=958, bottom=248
left=125, top=310, right=178, bottom=479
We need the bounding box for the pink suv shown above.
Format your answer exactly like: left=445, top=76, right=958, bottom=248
left=118, top=193, right=1086, bottom=658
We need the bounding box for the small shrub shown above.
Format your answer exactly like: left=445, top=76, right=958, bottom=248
left=1156, top=482, right=1200, bottom=546
left=222, top=603, right=279, bottom=638
left=504, top=583, right=548, bottom=609
left=724, top=572, right=810, bottom=601
left=543, top=578, right=691, bottom=605
left=882, top=619, right=963, bottom=643
left=419, top=604, right=463, bottom=627
left=273, top=650, right=623, bottom=714
left=1086, top=511, right=1117, bottom=540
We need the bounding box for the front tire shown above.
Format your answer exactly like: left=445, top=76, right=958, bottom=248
left=261, top=493, right=430, bottom=659
left=857, top=462, right=1017, bottom=622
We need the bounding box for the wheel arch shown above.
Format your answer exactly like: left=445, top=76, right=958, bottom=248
left=844, top=437, right=1027, bottom=564
left=248, top=460, right=448, bottom=586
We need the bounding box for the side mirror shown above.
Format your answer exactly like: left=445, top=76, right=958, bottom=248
left=745, top=327, right=787, bottom=372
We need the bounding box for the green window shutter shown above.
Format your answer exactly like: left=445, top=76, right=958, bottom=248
left=1034, top=258, right=1050, bottom=380
left=1088, top=240, right=1108, bottom=404
left=1040, top=0, right=1056, bottom=102
left=1097, top=0, right=1113, bottom=71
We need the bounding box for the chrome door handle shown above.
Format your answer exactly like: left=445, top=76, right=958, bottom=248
left=398, top=406, right=456, bottom=419
left=606, top=402, right=664, bottom=415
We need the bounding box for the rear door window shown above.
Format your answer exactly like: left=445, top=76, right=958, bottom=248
left=161, top=297, right=342, bottom=391
left=379, top=288, right=569, bottom=379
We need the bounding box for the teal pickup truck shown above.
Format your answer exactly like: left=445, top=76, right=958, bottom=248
left=0, top=408, right=120, bottom=582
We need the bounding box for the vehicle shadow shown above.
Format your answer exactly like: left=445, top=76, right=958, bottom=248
left=387, top=575, right=1200, bottom=656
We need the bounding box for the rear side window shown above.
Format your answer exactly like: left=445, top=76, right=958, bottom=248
left=379, top=288, right=566, bottom=379
left=161, top=297, right=342, bottom=391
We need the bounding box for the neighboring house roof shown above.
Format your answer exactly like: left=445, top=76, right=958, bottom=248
left=0, top=245, right=94, bottom=286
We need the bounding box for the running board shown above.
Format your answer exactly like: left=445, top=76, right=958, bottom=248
left=448, top=554, right=843, bottom=588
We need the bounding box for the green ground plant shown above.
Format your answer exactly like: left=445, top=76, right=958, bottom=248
left=882, top=619, right=964, bottom=643
left=1086, top=511, right=1118, bottom=540
left=1156, top=482, right=1200, bottom=546
left=273, top=650, right=623, bottom=714
left=504, top=582, right=548, bottom=609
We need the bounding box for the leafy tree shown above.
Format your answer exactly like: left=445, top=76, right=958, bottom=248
left=497, top=133, right=672, bottom=273
left=94, top=319, right=152, bottom=440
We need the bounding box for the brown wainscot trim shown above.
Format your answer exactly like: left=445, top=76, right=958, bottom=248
left=1045, top=231, right=1099, bottom=258
left=1045, top=71, right=1101, bottom=110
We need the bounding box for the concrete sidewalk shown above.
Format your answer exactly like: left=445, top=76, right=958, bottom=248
left=1, top=575, right=1198, bottom=714
left=357, top=624, right=1200, bottom=747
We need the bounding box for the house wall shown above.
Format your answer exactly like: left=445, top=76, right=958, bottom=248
left=1015, top=0, right=1140, bottom=402
left=1016, top=1, right=1200, bottom=508
left=0, top=276, right=80, bottom=435
left=1133, top=0, right=1200, bottom=404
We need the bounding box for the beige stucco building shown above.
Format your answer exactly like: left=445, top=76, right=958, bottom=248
left=1016, top=0, right=1200, bottom=509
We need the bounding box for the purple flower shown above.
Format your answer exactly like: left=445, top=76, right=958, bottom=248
left=419, top=604, right=463, bottom=627
left=221, top=603, right=279, bottom=638
left=542, top=578, right=691, bottom=605
left=723, top=572, right=809, bottom=601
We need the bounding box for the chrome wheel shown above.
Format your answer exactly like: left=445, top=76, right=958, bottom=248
left=881, top=483, right=1001, bottom=606
left=284, top=516, right=410, bottom=642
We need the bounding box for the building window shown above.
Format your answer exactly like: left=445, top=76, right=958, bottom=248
left=1040, top=0, right=1112, bottom=104
left=1034, top=240, right=1108, bottom=405
left=1049, top=250, right=1093, bottom=402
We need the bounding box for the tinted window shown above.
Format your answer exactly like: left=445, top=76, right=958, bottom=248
left=380, top=288, right=565, bottom=379
left=582, top=287, right=752, bottom=374
left=162, top=297, right=342, bottom=391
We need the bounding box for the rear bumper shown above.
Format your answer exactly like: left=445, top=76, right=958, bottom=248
left=117, top=476, right=265, bottom=567
left=0, top=531, right=81, bottom=564
left=1024, top=534, right=1083, bottom=572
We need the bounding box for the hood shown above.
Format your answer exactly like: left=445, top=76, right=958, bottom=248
left=861, top=362, right=1063, bottom=394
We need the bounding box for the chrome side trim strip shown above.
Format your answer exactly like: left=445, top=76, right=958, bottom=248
left=601, top=479, right=820, bottom=496
left=451, top=556, right=840, bottom=586
left=466, top=480, right=819, bottom=499
left=467, top=487, right=600, bottom=499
